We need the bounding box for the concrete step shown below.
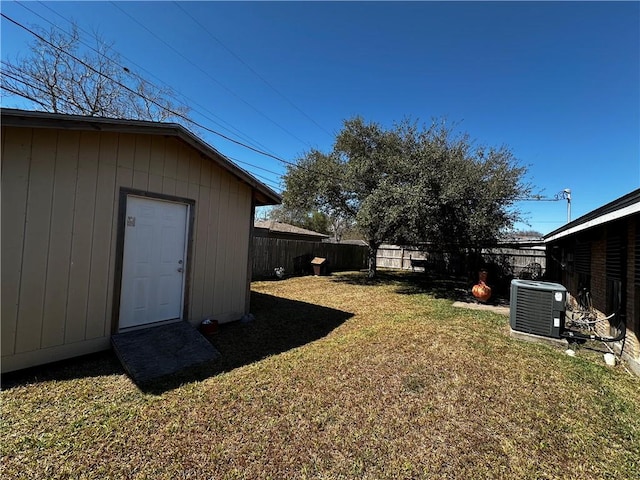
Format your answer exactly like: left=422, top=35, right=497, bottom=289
left=111, top=321, right=220, bottom=385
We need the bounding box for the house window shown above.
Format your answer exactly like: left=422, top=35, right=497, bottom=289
left=575, top=240, right=591, bottom=294
left=634, top=286, right=640, bottom=334
left=605, top=232, right=622, bottom=281
left=575, top=240, right=591, bottom=275
left=635, top=219, right=640, bottom=287
left=605, top=222, right=626, bottom=317
left=606, top=279, right=623, bottom=314
left=634, top=221, right=640, bottom=332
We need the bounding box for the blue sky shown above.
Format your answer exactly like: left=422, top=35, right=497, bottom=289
left=2, top=1, right=638, bottom=235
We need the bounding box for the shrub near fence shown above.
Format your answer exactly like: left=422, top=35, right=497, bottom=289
left=252, top=237, right=368, bottom=279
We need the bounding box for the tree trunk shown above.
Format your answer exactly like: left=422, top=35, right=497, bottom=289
left=367, top=243, right=379, bottom=278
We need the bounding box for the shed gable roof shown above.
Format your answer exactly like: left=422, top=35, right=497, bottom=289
left=1, top=108, right=281, bottom=206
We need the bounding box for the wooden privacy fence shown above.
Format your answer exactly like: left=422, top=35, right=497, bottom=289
left=377, top=244, right=546, bottom=278
left=377, top=245, right=428, bottom=271
left=482, top=247, right=546, bottom=278
left=252, top=237, right=368, bottom=279
left=377, top=245, right=467, bottom=274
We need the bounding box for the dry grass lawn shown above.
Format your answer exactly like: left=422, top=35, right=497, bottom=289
left=2, top=270, right=639, bottom=479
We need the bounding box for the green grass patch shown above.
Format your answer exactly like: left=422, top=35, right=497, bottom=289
left=2, top=271, right=639, bottom=479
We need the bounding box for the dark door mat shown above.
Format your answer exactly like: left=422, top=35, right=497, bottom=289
left=111, top=321, right=220, bottom=385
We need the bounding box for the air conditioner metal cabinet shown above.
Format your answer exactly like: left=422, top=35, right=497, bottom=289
left=510, top=279, right=566, bottom=338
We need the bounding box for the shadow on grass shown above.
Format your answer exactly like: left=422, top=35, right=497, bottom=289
left=141, top=292, right=353, bottom=393
left=1, top=292, right=353, bottom=394
left=330, top=269, right=510, bottom=306
left=330, top=269, right=468, bottom=299
left=0, top=350, right=125, bottom=390
left=209, top=292, right=353, bottom=369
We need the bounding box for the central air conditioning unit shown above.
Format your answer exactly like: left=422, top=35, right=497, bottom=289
left=510, top=279, right=566, bottom=338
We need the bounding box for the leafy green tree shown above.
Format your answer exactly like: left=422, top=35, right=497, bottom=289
left=283, top=117, right=411, bottom=277
left=399, top=125, right=530, bottom=253
left=282, top=117, right=530, bottom=278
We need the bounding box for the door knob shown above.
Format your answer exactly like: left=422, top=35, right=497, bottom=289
left=177, top=267, right=184, bottom=273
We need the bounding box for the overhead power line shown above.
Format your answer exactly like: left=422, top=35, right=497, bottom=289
left=227, top=156, right=285, bottom=177
left=242, top=171, right=282, bottom=191
left=172, top=1, right=334, bottom=139
left=3, top=64, right=285, bottom=192
left=516, top=189, right=571, bottom=222
left=108, top=1, right=313, bottom=149
left=18, top=0, right=281, bottom=159
left=1, top=11, right=299, bottom=170
left=516, top=190, right=570, bottom=201
left=1, top=11, right=539, bottom=211
left=1, top=61, right=96, bottom=112
left=1, top=10, right=383, bottom=195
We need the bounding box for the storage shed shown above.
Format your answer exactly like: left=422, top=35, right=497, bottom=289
left=1, top=108, right=281, bottom=373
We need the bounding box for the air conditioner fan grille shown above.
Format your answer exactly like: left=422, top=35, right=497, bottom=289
left=514, top=288, right=553, bottom=336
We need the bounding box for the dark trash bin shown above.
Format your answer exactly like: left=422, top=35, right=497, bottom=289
left=294, top=253, right=314, bottom=275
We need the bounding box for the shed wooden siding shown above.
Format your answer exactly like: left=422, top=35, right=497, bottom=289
left=1, top=126, right=252, bottom=372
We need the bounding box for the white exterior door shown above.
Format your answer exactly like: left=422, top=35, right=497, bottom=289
left=119, top=196, right=188, bottom=330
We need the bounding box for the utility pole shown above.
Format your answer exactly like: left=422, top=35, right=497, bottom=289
left=563, top=189, right=571, bottom=222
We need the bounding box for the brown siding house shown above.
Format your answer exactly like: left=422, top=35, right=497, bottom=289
left=544, top=189, right=640, bottom=372
left=1, top=109, right=280, bottom=373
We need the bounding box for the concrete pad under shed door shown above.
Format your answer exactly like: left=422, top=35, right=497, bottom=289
left=111, top=322, right=220, bottom=385
left=119, top=195, right=188, bottom=330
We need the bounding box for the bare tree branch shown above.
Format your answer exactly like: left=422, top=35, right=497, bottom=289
left=1, top=22, right=190, bottom=123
